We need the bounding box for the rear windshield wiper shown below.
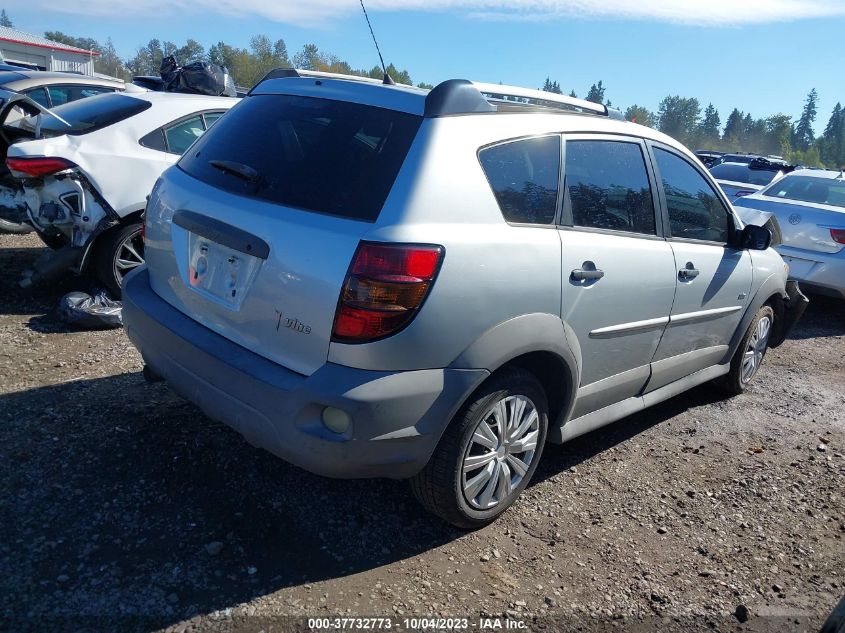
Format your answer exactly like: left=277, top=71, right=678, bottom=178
left=209, top=159, right=260, bottom=183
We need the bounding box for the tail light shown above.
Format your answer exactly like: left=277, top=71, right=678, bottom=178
left=332, top=242, right=444, bottom=343
left=6, top=156, right=75, bottom=178
left=831, top=228, right=845, bottom=245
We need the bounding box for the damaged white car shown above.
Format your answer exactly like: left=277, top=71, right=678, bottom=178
left=6, top=91, right=238, bottom=296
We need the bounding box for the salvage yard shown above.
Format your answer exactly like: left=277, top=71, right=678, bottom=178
left=1, top=233, right=843, bottom=632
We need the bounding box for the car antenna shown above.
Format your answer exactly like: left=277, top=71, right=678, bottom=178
left=359, top=0, right=394, bottom=85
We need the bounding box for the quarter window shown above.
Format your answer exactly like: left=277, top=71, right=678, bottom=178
left=564, top=140, right=656, bottom=234
left=479, top=135, right=560, bottom=224
left=654, top=148, right=730, bottom=243
left=203, top=112, right=223, bottom=128
left=164, top=115, right=205, bottom=155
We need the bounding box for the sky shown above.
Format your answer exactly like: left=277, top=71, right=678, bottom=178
left=5, top=0, right=845, bottom=132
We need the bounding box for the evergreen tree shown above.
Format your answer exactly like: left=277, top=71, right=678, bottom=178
left=569, top=90, right=577, bottom=98
left=723, top=108, right=744, bottom=146
left=585, top=81, right=605, bottom=104
left=793, top=88, right=818, bottom=151
left=541, top=77, right=561, bottom=94
left=698, top=103, right=721, bottom=145
left=0, top=9, right=12, bottom=28
left=820, top=103, right=844, bottom=167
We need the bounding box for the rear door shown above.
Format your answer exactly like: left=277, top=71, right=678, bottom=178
left=144, top=94, right=422, bottom=376
left=559, top=135, right=676, bottom=418
left=648, top=144, right=752, bottom=390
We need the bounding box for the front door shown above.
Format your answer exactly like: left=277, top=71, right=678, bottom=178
left=559, top=137, right=677, bottom=418
left=648, top=145, right=753, bottom=390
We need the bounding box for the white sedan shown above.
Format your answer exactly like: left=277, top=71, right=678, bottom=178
left=6, top=91, right=239, bottom=296
left=734, top=169, right=845, bottom=299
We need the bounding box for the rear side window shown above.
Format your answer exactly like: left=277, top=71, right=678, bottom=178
left=565, top=140, right=656, bottom=234
left=479, top=135, right=560, bottom=224
left=179, top=95, right=422, bottom=222
left=654, top=148, right=730, bottom=243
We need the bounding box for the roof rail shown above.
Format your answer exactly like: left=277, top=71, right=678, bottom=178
left=253, top=69, right=627, bottom=121
left=471, top=81, right=625, bottom=120
left=255, top=67, right=402, bottom=90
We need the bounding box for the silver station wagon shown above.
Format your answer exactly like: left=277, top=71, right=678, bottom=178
left=124, top=70, right=807, bottom=528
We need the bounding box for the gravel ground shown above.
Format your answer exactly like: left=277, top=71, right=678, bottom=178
left=1, top=232, right=843, bottom=633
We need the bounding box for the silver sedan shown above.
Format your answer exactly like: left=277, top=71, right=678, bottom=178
left=734, top=169, right=845, bottom=299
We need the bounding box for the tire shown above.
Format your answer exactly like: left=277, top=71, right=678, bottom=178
left=716, top=305, right=774, bottom=395
left=93, top=221, right=144, bottom=299
left=0, top=216, right=34, bottom=234
left=410, top=367, right=548, bottom=529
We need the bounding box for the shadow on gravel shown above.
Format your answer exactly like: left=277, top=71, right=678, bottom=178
left=0, top=367, right=731, bottom=629
left=0, top=245, right=85, bottom=318
left=787, top=293, right=845, bottom=340
left=536, top=381, right=725, bottom=484
left=0, top=372, right=460, bottom=628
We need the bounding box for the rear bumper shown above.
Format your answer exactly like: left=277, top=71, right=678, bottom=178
left=122, top=268, right=488, bottom=479
left=778, top=247, right=845, bottom=299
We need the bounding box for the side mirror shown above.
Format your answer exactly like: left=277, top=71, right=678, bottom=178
left=741, top=224, right=772, bottom=250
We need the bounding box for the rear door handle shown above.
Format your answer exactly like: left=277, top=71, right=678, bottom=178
left=571, top=268, right=605, bottom=281
left=679, top=267, right=700, bottom=280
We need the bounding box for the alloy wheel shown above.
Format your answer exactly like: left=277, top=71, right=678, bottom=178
left=113, top=229, right=145, bottom=285
left=741, top=315, right=771, bottom=384
left=461, top=395, right=540, bottom=510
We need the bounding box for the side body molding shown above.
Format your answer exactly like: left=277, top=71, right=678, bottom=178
left=449, top=313, right=581, bottom=427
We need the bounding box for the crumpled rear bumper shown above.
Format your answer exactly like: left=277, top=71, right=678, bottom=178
left=769, top=280, right=809, bottom=348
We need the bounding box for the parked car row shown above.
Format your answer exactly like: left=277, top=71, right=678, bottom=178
left=710, top=157, right=793, bottom=202
left=0, top=69, right=238, bottom=295
left=733, top=169, right=845, bottom=300
left=701, top=152, right=845, bottom=300
left=0, top=70, right=139, bottom=235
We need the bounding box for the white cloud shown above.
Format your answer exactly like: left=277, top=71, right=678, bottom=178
left=28, top=0, right=845, bottom=27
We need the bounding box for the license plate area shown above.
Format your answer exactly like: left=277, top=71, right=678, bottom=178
left=187, top=232, right=262, bottom=309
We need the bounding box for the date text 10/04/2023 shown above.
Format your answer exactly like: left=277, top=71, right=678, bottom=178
left=308, top=617, right=528, bottom=630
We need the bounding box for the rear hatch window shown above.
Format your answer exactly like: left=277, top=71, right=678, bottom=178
left=16, top=92, right=151, bottom=136
left=178, top=94, right=421, bottom=222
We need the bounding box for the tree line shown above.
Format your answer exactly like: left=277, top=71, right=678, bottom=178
left=543, top=77, right=843, bottom=169
left=39, top=30, right=430, bottom=92
left=2, top=5, right=840, bottom=170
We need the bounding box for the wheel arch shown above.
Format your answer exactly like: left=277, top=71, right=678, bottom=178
left=725, top=272, right=787, bottom=361
left=78, top=209, right=145, bottom=272
left=449, top=313, right=580, bottom=433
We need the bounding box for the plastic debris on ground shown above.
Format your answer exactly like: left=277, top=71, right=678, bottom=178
left=58, top=290, right=123, bottom=329
left=160, top=56, right=237, bottom=97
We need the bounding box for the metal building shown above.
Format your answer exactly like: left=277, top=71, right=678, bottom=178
left=0, top=26, right=98, bottom=75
